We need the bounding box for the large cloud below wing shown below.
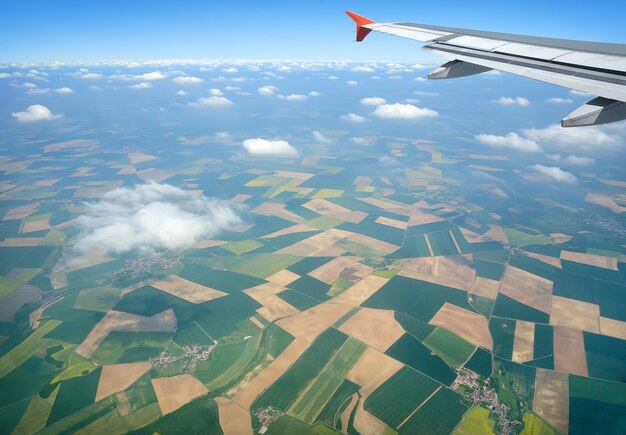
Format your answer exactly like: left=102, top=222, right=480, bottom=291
left=74, top=182, right=242, bottom=255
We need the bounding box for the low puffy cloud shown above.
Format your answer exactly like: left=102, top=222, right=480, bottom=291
left=223, top=67, right=238, bottom=73
left=493, top=96, right=530, bottom=106
left=308, top=91, right=321, bottom=97
left=172, top=76, right=204, bottom=84
left=546, top=97, right=573, bottom=104
left=176, top=90, right=187, bottom=96
left=373, top=103, right=438, bottom=119
left=12, top=104, right=61, bottom=122
left=74, top=182, right=241, bottom=255
left=475, top=132, right=542, bottom=152
left=258, top=85, right=278, bottom=96
left=313, top=131, right=333, bottom=143
left=352, top=66, right=374, bottom=72
left=547, top=154, right=595, bottom=166
left=346, top=80, right=359, bottom=86
left=361, top=97, right=386, bottom=106
left=351, top=136, right=377, bottom=146
left=378, top=155, right=400, bottom=166
left=209, top=88, right=224, bottom=96
left=340, top=113, right=367, bottom=123
left=55, top=87, right=74, bottom=94
left=129, top=82, right=152, bottom=89
left=278, top=94, right=307, bottom=101
left=530, top=165, right=577, bottom=184
left=135, top=71, right=167, bottom=80
left=242, top=138, right=298, bottom=157
left=522, top=125, right=624, bottom=153
left=192, top=96, right=233, bottom=107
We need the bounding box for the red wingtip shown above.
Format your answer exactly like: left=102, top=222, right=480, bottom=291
left=345, top=11, right=375, bottom=42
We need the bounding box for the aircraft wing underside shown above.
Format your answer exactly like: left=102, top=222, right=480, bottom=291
left=346, top=11, right=626, bottom=127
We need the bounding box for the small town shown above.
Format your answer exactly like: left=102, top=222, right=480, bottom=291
left=150, top=344, right=214, bottom=372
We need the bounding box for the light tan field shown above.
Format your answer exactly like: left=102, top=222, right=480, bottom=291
left=550, top=296, right=600, bottom=333
left=3, top=202, right=40, bottom=220
left=147, top=275, right=227, bottom=304
left=429, top=303, right=493, bottom=349
left=332, top=275, right=389, bottom=307
left=523, top=251, right=561, bottom=268
left=274, top=170, right=314, bottom=181
left=263, top=223, right=318, bottom=239
left=424, top=234, right=435, bottom=256
left=0, top=237, right=42, bottom=247
left=500, top=266, right=552, bottom=314
left=244, top=282, right=300, bottom=322
left=354, top=176, right=372, bottom=186
left=375, top=216, right=407, bottom=230
left=128, top=152, right=157, bottom=164
left=476, top=184, right=510, bottom=199
left=341, top=394, right=358, bottom=432
left=339, top=308, right=404, bottom=352
left=95, top=362, right=151, bottom=401
left=303, top=198, right=367, bottom=224
left=55, top=219, right=77, bottom=230
left=152, top=374, right=208, bottom=415
left=399, top=255, right=475, bottom=291
left=339, top=262, right=374, bottom=282
left=67, top=254, right=115, bottom=272
left=214, top=397, right=252, bottom=435
left=600, top=317, right=626, bottom=340
left=76, top=309, right=177, bottom=358
left=266, top=269, right=301, bottom=286
left=553, top=326, right=588, bottom=376
left=231, top=193, right=252, bottom=202
left=483, top=225, right=508, bottom=243
left=43, top=139, right=99, bottom=153
left=309, top=256, right=361, bottom=284
left=459, top=227, right=488, bottom=243
left=193, top=240, right=227, bottom=249
left=276, top=302, right=352, bottom=342
left=277, top=228, right=351, bottom=256
left=408, top=207, right=444, bottom=227
left=345, top=233, right=399, bottom=254
left=586, top=192, right=626, bottom=213
left=347, top=347, right=403, bottom=435
left=512, top=321, right=535, bottom=363
left=533, top=368, right=569, bottom=435
left=73, top=181, right=124, bottom=199
left=252, top=202, right=305, bottom=224
left=136, top=168, right=175, bottom=183
left=249, top=316, right=265, bottom=329
left=469, top=277, right=500, bottom=300
left=358, top=197, right=406, bottom=211
left=20, top=219, right=51, bottom=234
left=560, top=250, right=618, bottom=270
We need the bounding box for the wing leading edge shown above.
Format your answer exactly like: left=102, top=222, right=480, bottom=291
left=346, top=11, right=626, bottom=127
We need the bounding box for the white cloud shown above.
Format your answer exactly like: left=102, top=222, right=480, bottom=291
left=176, top=90, right=187, bottom=96
left=77, top=72, right=103, bottom=79
left=279, top=94, right=307, bottom=101
left=523, top=125, right=624, bottom=153
left=172, top=76, right=204, bottom=84
left=258, top=85, right=278, bottom=96
left=346, top=80, right=359, bottom=86
left=475, top=132, right=542, bottom=152
left=493, top=96, right=530, bottom=106
left=0, top=73, right=10, bottom=79
left=530, top=165, right=577, bottom=184
left=129, top=82, right=152, bottom=89
left=223, top=67, right=238, bottom=73
left=546, top=97, right=573, bottom=104
left=379, top=155, right=400, bottom=166
left=308, top=91, right=321, bottom=97
left=225, top=86, right=241, bottom=91
left=12, top=104, right=61, bottom=122
left=55, top=87, right=74, bottom=94
left=327, top=75, right=339, bottom=80
left=192, top=96, right=233, bottom=107
left=135, top=71, right=167, bottom=80
left=209, top=88, right=224, bottom=96
left=340, top=113, right=367, bottom=123
left=74, top=182, right=241, bottom=255
left=352, top=66, right=374, bottom=72
left=351, top=136, right=377, bottom=146
left=242, top=138, right=298, bottom=157
left=547, top=154, right=595, bottom=166
left=373, top=103, right=438, bottom=119
left=360, top=97, right=386, bottom=106
left=313, top=131, right=333, bottom=143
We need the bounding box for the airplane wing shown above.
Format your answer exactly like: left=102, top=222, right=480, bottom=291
left=346, top=11, right=626, bottom=127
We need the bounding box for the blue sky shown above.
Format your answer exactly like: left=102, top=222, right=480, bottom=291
left=1, top=0, right=625, bottom=62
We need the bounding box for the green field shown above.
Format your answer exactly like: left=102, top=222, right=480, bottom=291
left=265, top=414, right=340, bottom=435
left=75, top=402, right=162, bottom=435
left=492, top=293, right=550, bottom=324
left=491, top=358, right=535, bottom=422
left=520, top=412, right=558, bottom=435
left=222, top=239, right=264, bottom=255
left=253, top=328, right=348, bottom=412
left=202, top=334, right=261, bottom=390
left=0, top=319, right=61, bottom=379
left=317, top=379, right=360, bottom=430
left=463, top=347, right=493, bottom=378
left=503, top=228, right=551, bottom=247
left=91, top=331, right=173, bottom=365
left=11, top=385, right=59, bottom=434
left=399, top=387, right=467, bottom=435
left=132, top=395, right=221, bottom=434
left=427, top=230, right=459, bottom=256
left=423, top=327, right=475, bottom=367
left=74, top=286, right=121, bottom=312
left=47, top=366, right=102, bottom=425
left=365, top=366, right=440, bottom=429
left=454, top=406, right=495, bottom=435
left=289, top=337, right=366, bottom=423
left=489, top=317, right=516, bottom=360
left=278, top=289, right=321, bottom=311
left=173, top=322, right=215, bottom=346
left=385, top=334, right=457, bottom=386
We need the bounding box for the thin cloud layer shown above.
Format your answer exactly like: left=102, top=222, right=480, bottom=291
left=172, top=76, right=204, bottom=84
left=373, top=103, right=438, bottom=119
left=530, top=165, right=577, bottom=184
left=74, top=182, right=241, bottom=255
left=361, top=97, right=386, bottom=106
left=340, top=113, right=367, bottom=123
left=192, top=96, right=233, bottom=107
left=493, top=96, right=530, bottom=106
left=12, top=104, right=61, bottom=122
left=242, top=138, right=298, bottom=157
